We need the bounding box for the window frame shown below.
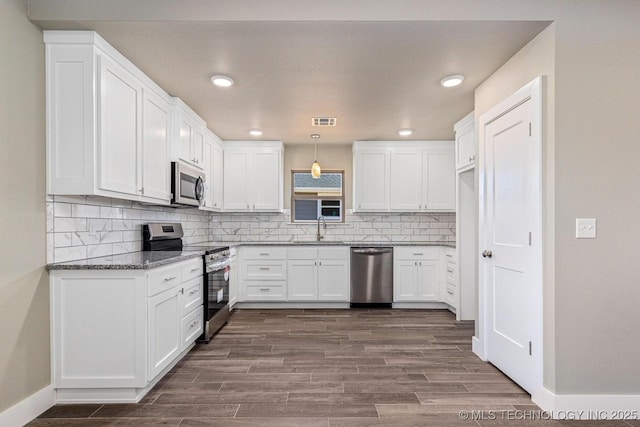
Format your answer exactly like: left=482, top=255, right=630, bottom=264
left=291, top=169, right=345, bottom=223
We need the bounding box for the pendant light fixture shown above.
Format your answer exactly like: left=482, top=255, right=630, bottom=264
left=310, top=134, right=321, bottom=179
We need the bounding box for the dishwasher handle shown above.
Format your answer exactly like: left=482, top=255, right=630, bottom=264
left=351, top=247, right=393, bottom=255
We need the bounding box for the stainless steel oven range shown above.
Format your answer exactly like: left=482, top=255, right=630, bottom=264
left=142, top=223, right=230, bottom=343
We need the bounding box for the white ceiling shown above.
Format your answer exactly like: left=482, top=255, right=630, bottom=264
left=33, top=18, right=549, bottom=144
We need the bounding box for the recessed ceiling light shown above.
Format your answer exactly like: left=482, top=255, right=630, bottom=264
left=398, top=128, right=414, bottom=137
left=440, top=74, right=464, bottom=88
left=211, top=75, right=234, bottom=87
left=249, top=129, right=263, bottom=137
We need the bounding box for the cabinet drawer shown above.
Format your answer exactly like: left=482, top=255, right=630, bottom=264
left=181, top=305, right=203, bottom=351
left=148, top=264, right=181, bottom=296
left=445, top=286, right=456, bottom=305
left=181, top=258, right=203, bottom=282
left=395, top=246, right=440, bottom=260
left=181, top=276, right=203, bottom=317
left=244, top=281, right=286, bottom=300
left=242, top=247, right=286, bottom=260
left=244, top=261, right=286, bottom=280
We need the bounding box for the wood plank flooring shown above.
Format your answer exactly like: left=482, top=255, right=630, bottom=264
left=31, top=309, right=632, bottom=426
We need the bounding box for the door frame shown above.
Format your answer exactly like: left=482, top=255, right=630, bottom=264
left=476, top=76, right=544, bottom=394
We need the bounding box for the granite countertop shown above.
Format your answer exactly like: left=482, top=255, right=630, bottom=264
left=46, top=250, right=204, bottom=271
left=229, top=241, right=455, bottom=248
left=47, top=241, right=455, bottom=271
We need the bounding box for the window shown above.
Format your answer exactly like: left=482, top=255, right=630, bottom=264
left=291, top=170, right=344, bottom=223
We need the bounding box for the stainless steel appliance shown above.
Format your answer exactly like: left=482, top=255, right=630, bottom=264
left=142, top=223, right=230, bottom=343
left=350, top=247, right=393, bottom=307
left=171, top=161, right=205, bottom=207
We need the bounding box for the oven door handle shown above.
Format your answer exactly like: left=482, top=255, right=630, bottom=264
left=206, top=259, right=230, bottom=273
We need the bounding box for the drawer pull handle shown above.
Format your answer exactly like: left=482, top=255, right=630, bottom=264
left=259, top=253, right=270, bottom=256
left=447, top=267, right=454, bottom=272
left=188, top=320, right=199, bottom=329
left=413, top=253, right=423, bottom=256
left=446, top=254, right=453, bottom=258
left=259, top=267, right=270, bottom=271
left=259, top=288, right=269, bottom=291
left=188, top=289, right=198, bottom=296
left=190, top=267, right=200, bottom=272
left=164, top=276, right=177, bottom=282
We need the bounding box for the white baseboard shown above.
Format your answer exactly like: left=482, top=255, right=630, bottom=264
left=0, top=385, right=55, bottom=427
left=534, top=387, right=640, bottom=419
left=472, top=336, right=486, bottom=360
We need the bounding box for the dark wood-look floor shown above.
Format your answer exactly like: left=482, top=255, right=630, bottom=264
left=31, top=309, right=633, bottom=426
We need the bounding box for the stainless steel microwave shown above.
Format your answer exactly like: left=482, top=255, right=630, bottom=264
left=171, top=162, right=205, bottom=207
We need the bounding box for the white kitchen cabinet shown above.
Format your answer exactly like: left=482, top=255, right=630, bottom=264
left=174, top=98, right=206, bottom=170
left=353, top=141, right=455, bottom=213
left=443, top=247, right=457, bottom=308
left=201, top=136, right=214, bottom=209
left=223, top=141, right=283, bottom=212
left=422, top=150, right=456, bottom=210
left=148, top=286, right=181, bottom=379
left=211, top=136, right=224, bottom=210
left=389, top=148, right=422, bottom=211
left=354, top=148, right=389, bottom=211
left=239, top=246, right=288, bottom=301
left=393, top=247, right=441, bottom=302
left=141, top=89, right=172, bottom=201
left=287, top=247, right=349, bottom=302
left=45, top=31, right=173, bottom=205
left=455, top=112, right=475, bottom=172
left=50, top=257, right=204, bottom=403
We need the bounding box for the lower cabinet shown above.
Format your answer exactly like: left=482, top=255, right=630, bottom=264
left=393, top=247, right=441, bottom=302
left=50, top=257, right=203, bottom=403
left=287, top=247, right=349, bottom=302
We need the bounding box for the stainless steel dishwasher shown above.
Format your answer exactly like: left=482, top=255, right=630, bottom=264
left=350, top=247, right=393, bottom=307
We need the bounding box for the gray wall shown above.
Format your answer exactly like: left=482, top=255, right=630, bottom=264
left=0, top=0, right=50, bottom=412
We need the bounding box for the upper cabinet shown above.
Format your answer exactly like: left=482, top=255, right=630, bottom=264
left=353, top=141, right=455, bottom=213
left=45, top=31, right=173, bottom=204
left=223, top=141, right=284, bottom=212
left=455, top=112, right=475, bottom=172
left=173, top=98, right=206, bottom=170
left=200, top=129, right=224, bottom=211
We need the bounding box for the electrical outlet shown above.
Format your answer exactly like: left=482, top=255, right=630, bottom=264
left=353, top=222, right=359, bottom=230
left=576, top=218, right=596, bottom=239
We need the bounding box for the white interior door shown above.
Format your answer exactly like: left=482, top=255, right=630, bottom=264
left=481, top=78, right=542, bottom=395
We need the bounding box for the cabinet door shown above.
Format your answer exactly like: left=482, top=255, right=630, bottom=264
left=223, top=149, right=251, bottom=210
left=148, top=287, right=181, bottom=380
left=192, top=127, right=205, bottom=169
left=252, top=149, right=281, bottom=211
left=456, top=120, right=475, bottom=171
left=422, top=151, right=456, bottom=211
left=394, top=261, right=419, bottom=301
left=141, top=89, right=171, bottom=201
left=418, top=260, right=440, bottom=301
left=354, top=148, right=389, bottom=211
left=98, top=54, right=141, bottom=196
left=287, top=260, right=318, bottom=301
left=318, top=259, right=349, bottom=301
left=178, top=115, right=193, bottom=165
left=202, top=138, right=213, bottom=208
left=390, top=149, right=422, bottom=211
left=212, top=141, right=224, bottom=210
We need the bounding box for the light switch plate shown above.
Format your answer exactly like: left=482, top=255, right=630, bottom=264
left=576, top=218, right=596, bottom=239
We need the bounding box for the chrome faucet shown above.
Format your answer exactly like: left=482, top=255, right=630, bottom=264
left=317, top=216, right=327, bottom=241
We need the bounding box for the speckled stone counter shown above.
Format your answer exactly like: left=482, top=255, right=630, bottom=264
left=46, top=250, right=204, bottom=271
left=218, top=241, right=455, bottom=248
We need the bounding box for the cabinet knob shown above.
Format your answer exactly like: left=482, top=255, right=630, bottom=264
left=482, top=250, right=493, bottom=258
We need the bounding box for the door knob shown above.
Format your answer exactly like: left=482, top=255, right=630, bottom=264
left=482, top=250, right=493, bottom=258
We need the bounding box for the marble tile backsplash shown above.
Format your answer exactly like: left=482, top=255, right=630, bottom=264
left=46, top=195, right=211, bottom=263
left=46, top=196, right=455, bottom=263
left=209, top=211, right=456, bottom=244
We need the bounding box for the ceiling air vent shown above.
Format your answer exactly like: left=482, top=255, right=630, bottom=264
left=312, top=117, right=337, bottom=127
